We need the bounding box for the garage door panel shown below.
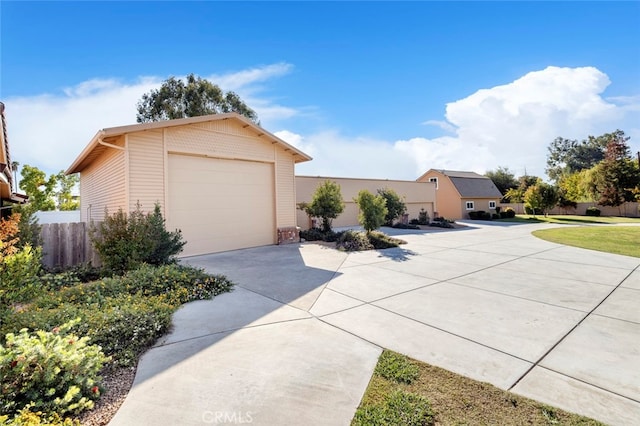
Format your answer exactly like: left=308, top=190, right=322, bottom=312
left=168, top=155, right=275, bottom=256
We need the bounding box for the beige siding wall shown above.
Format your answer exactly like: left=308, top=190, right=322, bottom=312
left=79, top=137, right=126, bottom=222
left=127, top=130, right=165, bottom=213
left=165, top=122, right=274, bottom=163
left=417, top=171, right=461, bottom=219
left=275, top=147, right=296, bottom=228
left=296, top=176, right=436, bottom=230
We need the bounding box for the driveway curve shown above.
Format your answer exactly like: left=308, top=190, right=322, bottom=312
left=109, top=222, right=640, bottom=426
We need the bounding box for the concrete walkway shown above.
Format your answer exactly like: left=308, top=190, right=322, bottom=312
left=109, top=222, right=640, bottom=426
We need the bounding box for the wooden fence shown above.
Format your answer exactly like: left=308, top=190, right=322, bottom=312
left=40, top=222, right=100, bottom=270
left=500, top=202, right=640, bottom=217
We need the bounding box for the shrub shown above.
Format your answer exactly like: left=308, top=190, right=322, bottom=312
left=1, top=264, right=233, bottom=367
left=367, top=231, right=406, bottom=249
left=0, top=406, right=80, bottom=425
left=504, top=207, right=516, bottom=218
left=585, top=207, right=601, bottom=216
left=14, top=207, right=43, bottom=249
left=500, top=211, right=508, bottom=219
left=492, top=213, right=500, bottom=219
left=418, top=209, right=429, bottom=225
left=299, top=228, right=342, bottom=242
left=336, top=230, right=373, bottom=252
left=468, top=211, right=478, bottom=220
left=0, top=244, right=43, bottom=305
left=0, top=318, right=109, bottom=417
left=90, top=203, right=185, bottom=275
left=375, top=351, right=419, bottom=384
left=391, top=223, right=420, bottom=230
left=377, top=188, right=406, bottom=226
left=409, top=218, right=420, bottom=225
left=355, top=190, right=387, bottom=233
left=430, top=221, right=453, bottom=229
left=299, top=227, right=324, bottom=241
left=352, top=390, right=434, bottom=426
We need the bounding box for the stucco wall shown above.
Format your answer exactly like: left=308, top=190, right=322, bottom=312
left=296, top=176, right=435, bottom=230
left=417, top=170, right=460, bottom=219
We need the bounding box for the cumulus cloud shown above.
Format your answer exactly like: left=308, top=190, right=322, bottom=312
left=282, top=66, right=639, bottom=180
left=4, top=64, right=298, bottom=177
left=399, top=66, right=639, bottom=177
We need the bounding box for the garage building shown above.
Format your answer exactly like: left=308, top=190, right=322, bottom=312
left=67, top=113, right=311, bottom=257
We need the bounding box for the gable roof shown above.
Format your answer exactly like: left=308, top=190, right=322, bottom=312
left=418, top=169, right=502, bottom=198
left=66, top=113, right=312, bottom=174
left=449, top=176, right=503, bottom=198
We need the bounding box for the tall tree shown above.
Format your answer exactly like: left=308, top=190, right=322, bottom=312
left=136, top=74, right=258, bottom=124
left=545, top=131, right=619, bottom=182
left=56, top=172, right=79, bottom=211
left=484, top=166, right=518, bottom=197
left=589, top=136, right=640, bottom=208
left=19, top=165, right=57, bottom=212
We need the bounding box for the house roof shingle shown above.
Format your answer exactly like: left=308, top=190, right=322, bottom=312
left=418, top=169, right=503, bottom=198
left=449, top=177, right=503, bottom=198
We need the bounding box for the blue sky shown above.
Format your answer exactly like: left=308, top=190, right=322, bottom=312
left=2, top=1, right=639, bottom=181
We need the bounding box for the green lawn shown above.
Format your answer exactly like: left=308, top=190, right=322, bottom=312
left=533, top=226, right=640, bottom=258
left=505, top=214, right=640, bottom=225
left=353, top=350, right=603, bottom=426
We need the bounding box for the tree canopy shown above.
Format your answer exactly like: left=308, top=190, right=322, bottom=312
left=136, top=74, right=259, bottom=124
left=355, top=190, right=387, bottom=233
left=377, top=188, right=406, bottom=226
left=524, top=180, right=558, bottom=217
left=18, top=165, right=78, bottom=213
left=485, top=166, right=518, bottom=197
left=588, top=136, right=640, bottom=207
left=301, top=180, right=345, bottom=233
left=545, top=131, right=625, bottom=182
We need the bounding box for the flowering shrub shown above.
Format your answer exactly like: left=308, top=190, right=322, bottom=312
left=0, top=318, right=109, bottom=417
left=1, top=264, right=234, bottom=367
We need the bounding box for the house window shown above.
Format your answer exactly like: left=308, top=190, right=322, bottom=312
left=429, top=177, right=438, bottom=189
left=466, top=201, right=475, bottom=210
left=489, top=201, right=496, bottom=209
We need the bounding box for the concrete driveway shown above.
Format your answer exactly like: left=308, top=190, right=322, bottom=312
left=109, top=222, right=640, bottom=426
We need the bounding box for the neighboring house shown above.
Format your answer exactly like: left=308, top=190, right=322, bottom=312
left=416, top=169, right=502, bottom=220
left=296, top=176, right=436, bottom=230
left=67, top=113, right=311, bottom=257
left=0, top=102, right=28, bottom=217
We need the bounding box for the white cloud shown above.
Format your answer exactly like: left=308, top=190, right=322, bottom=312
left=402, top=66, right=640, bottom=178
left=5, top=65, right=639, bottom=185
left=282, top=66, right=640, bottom=181
left=4, top=64, right=299, bottom=178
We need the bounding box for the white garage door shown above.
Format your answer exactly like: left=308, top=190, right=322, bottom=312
left=168, top=154, right=275, bottom=256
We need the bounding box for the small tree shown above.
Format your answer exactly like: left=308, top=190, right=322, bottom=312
left=355, top=190, right=387, bottom=233
left=377, top=188, right=406, bottom=226
left=524, top=181, right=558, bottom=217
left=303, top=180, right=345, bottom=233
